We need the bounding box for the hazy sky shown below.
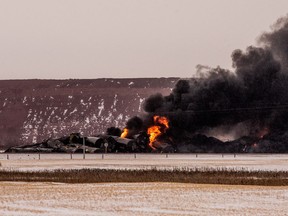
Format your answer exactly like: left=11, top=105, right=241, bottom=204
left=1, top=0, right=288, bottom=79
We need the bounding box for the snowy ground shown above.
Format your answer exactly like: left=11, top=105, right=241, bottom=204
left=1, top=154, right=287, bottom=215
left=0, top=153, right=287, bottom=171
left=0, top=182, right=287, bottom=216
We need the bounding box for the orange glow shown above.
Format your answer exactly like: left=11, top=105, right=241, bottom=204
left=147, top=126, right=161, bottom=149
left=121, top=128, right=129, bottom=138
left=258, top=127, right=269, bottom=139
left=147, top=116, right=169, bottom=149
left=154, top=116, right=169, bottom=128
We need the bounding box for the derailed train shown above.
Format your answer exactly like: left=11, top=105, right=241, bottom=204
left=5, top=132, right=169, bottom=153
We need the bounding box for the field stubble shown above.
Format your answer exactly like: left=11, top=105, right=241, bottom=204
left=0, top=182, right=287, bottom=216
left=1, top=154, right=288, bottom=215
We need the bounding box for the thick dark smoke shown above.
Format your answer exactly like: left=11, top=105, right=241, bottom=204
left=126, top=116, right=143, bottom=130
left=141, top=15, right=288, bottom=152
left=260, top=16, right=288, bottom=72
left=143, top=93, right=165, bottom=113
left=106, top=127, right=122, bottom=137
left=121, top=116, right=144, bottom=138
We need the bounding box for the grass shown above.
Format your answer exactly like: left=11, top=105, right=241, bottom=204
left=0, top=167, right=287, bottom=186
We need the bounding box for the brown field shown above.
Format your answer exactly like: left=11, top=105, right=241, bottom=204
left=0, top=168, right=287, bottom=186
left=0, top=182, right=287, bottom=216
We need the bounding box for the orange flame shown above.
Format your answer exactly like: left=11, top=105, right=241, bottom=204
left=154, top=116, right=169, bottom=129
left=121, top=128, right=129, bottom=138
left=147, top=116, right=169, bottom=149
left=147, top=126, right=161, bottom=149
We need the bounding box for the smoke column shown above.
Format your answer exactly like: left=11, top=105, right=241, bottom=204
left=143, top=15, right=288, bottom=142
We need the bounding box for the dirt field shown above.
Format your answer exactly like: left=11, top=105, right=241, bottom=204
left=0, top=182, right=287, bottom=216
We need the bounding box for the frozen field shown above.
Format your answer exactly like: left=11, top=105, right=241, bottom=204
left=1, top=154, right=287, bottom=216
left=0, top=153, right=287, bottom=171
left=0, top=182, right=287, bottom=216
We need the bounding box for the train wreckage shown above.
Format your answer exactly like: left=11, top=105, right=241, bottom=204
left=5, top=132, right=151, bottom=154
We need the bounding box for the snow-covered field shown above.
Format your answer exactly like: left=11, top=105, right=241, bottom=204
left=0, top=153, right=287, bottom=171
left=0, top=182, right=287, bottom=216
left=1, top=154, right=287, bottom=215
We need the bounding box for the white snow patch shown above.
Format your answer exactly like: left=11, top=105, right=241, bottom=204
left=23, top=96, right=27, bottom=103
left=111, top=94, right=118, bottom=111
left=105, top=112, right=113, bottom=123
left=98, top=100, right=105, bottom=117
left=70, top=108, right=77, bottom=115
left=139, top=98, right=145, bottom=112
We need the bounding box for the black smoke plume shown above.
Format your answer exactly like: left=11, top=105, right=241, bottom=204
left=141, top=15, right=288, bottom=153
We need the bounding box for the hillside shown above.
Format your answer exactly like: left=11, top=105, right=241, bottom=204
left=0, top=78, right=178, bottom=148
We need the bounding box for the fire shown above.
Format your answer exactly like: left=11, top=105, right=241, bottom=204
left=121, top=128, right=129, bottom=138
left=153, top=116, right=169, bottom=128
left=147, top=116, right=169, bottom=149
left=147, top=126, right=161, bottom=149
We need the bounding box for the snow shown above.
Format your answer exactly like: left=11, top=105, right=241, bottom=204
left=105, top=112, right=113, bottom=123
left=1, top=154, right=288, bottom=172
left=50, top=110, right=55, bottom=116
left=138, top=98, right=145, bottom=112
left=3, top=98, right=8, bottom=107
left=112, top=94, right=118, bottom=109
left=0, top=182, right=287, bottom=216
left=23, top=96, right=27, bottom=103
left=63, top=109, right=68, bottom=115
left=80, top=99, right=86, bottom=106
left=1, top=154, right=287, bottom=215
left=69, top=108, right=77, bottom=115
left=98, top=99, right=105, bottom=117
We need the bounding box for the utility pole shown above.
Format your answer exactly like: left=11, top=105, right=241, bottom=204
left=83, top=136, right=86, bottom=159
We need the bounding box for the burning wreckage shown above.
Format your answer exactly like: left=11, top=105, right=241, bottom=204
left=5, top=117, right=174, bottom=153
left=6, top=15, right=288, bottom=154
left=5, top=113, right=288, bottom=153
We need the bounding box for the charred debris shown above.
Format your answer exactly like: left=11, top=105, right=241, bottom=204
left=6, top=129, right=288, bottom=154
left=5, top=132, right=150, bottom=154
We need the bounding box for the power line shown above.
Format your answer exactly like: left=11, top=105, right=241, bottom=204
left=157, top=104, right=288, bottom=115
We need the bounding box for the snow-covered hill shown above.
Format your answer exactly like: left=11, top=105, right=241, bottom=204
left=0, top=78, right=178, bottom=148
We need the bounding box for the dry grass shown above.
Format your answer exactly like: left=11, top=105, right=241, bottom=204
left=0, top=167, right=287, bottom=186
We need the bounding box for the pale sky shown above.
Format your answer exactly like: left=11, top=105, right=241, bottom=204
left=0, top=0, right=288, bottom=79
